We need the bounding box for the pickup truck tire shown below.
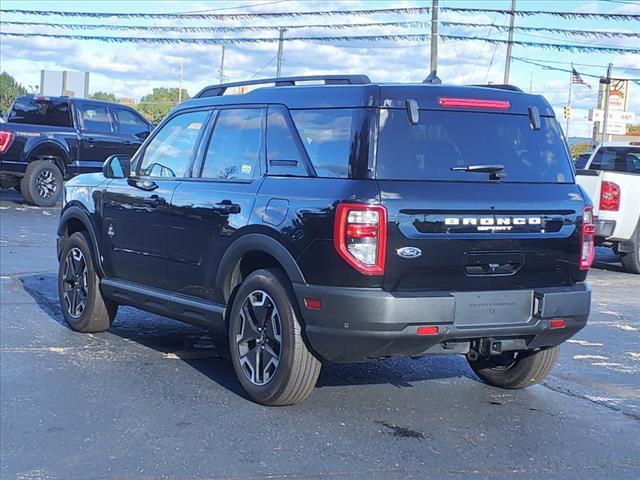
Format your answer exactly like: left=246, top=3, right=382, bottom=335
left=20, top=160, right=63, bottom=207
left=58, top=232, right=118, bottom=333
left=620, top=224, right=640, bottom=274
left=228, top=268, right=321, bottom=406
left=468, top=346, right=559, bottom=389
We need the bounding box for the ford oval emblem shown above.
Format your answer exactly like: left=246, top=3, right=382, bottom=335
left=396, top=246, right=422, bottom=259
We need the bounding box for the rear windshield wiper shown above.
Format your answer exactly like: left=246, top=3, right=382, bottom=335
left=451, top=164, right=506, bottom=179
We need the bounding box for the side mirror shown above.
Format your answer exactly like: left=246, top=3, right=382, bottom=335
left=103, top=154, right=131, bottom=179
left=135, top=130, right=150, bottom=140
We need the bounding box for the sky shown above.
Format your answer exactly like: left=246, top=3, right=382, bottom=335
left=1, top=0, right=639, bottom=138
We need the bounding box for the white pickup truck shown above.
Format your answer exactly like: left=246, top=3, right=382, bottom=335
left=576, top=141, right=640, bottom=273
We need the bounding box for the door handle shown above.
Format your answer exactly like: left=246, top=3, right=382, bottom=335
left=213, top=200, right=241, bottom=215
left=86, top=137, right=96, bottom=147
left=122, top=140, right=133, bottom=146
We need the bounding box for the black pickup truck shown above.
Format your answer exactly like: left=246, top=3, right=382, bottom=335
left=0, top=95, right=152, bottom=206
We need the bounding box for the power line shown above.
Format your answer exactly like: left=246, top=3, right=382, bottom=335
left=1, top=6, right=639, bottom=21
left=512, top=56, right=640, bottom=71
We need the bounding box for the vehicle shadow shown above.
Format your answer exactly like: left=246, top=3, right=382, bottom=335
left=0, top=188, right=26, bottom=205
left=20, top=273, right=477, bottom=400
left=592, top=247, right=627, bottom=273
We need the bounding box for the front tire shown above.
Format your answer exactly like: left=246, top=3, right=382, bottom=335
left=58, top=232, right=117, bottom=332
left=228, top=269, right=321, bottom=406
left=620, top=223, right=640, bottom=274
left=20, top=161, right=63, bottom=207
left=468, top=346, right=559, bottom=389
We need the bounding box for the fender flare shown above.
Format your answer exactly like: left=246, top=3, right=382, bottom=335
left=25, top=139, right=71, bottom=173
left=57, top=206, right=105, bottom=277
left=215, top=233, right=306, bottom=299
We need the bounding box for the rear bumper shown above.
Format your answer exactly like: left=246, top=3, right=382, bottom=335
left=293, top=283, right=591, bottom=363
left=595, top=219, right=616, bottom=239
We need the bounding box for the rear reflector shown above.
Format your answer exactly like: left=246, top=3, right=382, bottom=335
left=416, top=326, right=439, bottom=336
left=304, top=298, right=322, bottom=310
left=438, top=97, right=511, bottom=110
left=549, top=319, right=566, bottom=329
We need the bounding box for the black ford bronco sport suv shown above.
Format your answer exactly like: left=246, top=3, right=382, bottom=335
left=56, top=75, right=593, bottom=405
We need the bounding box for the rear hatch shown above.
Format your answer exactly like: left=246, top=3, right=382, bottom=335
left=375, top=96, right=587, bottom=292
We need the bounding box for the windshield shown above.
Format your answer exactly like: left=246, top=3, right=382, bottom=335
left=8, top=98, right=73, bottom=128
left=376, top=109, right=573, bottom=183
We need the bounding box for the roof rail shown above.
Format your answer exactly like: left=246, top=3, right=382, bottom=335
left=470, top=84, right=524, bottom=92
left=194, top=74, right=371, bottom=98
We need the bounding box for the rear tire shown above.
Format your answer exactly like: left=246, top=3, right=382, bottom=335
left=20, top=160, right=63, bottom=207
left=58, top=232, right=117, bottom=333
left=228, top=268, right=321, bottom=406
left=620, top=224, right=640, bottom=274
left=468, top=346, right=559, bottom=389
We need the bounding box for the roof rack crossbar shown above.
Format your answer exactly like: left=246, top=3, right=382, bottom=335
left=195, top=74, right=371, bottom=98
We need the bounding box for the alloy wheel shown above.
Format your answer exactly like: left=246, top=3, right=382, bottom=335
left=36, top=168, right=58, bottom=199
left=235, top=290, right=283, bottom=386
left=62, top=247, right=89, bottom=318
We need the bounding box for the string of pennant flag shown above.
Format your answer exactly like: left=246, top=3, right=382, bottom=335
left=1, top=31, right=638, bottom=55
left=1, top=6, right=639, bottom=21
left=2, top=20, right=639, bottom=39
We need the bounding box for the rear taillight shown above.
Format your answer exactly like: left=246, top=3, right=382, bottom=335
left=333, top=203, right=387, bottom=275
left=599, top=181, right=620, bottom=211
left=579, top=206, right=596, bottom=270
left=0, top=131, right=14, bottom=154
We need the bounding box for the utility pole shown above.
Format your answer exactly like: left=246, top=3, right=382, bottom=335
left=178, top=60, right=184, bottom=104
left=529, top=71, right=533, bottom=93
left=430, top=0, right=439, bottom=75
left=503, top=0, right=516, bottom=84
left=566, top=65, right=573, bottom=139
left=276, top=28, right=286, bottom=78
left=601, top=62, right=613, bottom=143
left=219, top=46, right=226, bottom=84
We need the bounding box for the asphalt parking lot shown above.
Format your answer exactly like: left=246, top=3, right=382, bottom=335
left=1, top=188, right=639, bottom=480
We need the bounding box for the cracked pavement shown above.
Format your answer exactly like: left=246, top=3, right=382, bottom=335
left=1, top=189, right=639, bottom=480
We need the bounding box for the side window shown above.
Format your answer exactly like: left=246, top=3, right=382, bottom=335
left=201, top=108, right=264, bottom=180
left=79, top=104, right=112, bottom=133
left=266, top=106, right=308, bottom=176
left=138, top=110, right=209, bottom=178
left=112, top=108, right=149, bottom=136
left=290, top=109, right=354, bottom=178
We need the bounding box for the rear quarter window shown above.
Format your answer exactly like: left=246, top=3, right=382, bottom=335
left=8, top=98, right=72, bottom=128
left=377, top=109, right=574, bottom=183
left=589, top=147, right=640, bottom=174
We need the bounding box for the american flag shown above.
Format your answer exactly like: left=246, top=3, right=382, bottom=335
left=571, top=67, right=591, bottom=90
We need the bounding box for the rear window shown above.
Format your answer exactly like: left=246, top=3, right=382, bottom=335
left=589, top=147, right=640, bottom=174
left=8, top=98, right=72, bottom=128
left=376, top=109, right=573, bottom=183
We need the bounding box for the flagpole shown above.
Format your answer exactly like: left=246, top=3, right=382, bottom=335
left=566, top=64, right=572, bottom=140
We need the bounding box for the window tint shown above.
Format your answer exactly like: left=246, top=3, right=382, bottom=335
left=201, top=109, right=264, bottom=180
left=574, top=153, right=591, bottom=169
left=8, top=98, right=72, bottom=127
left=266, top=106, right=307, bottom=176
left=290, top=109, right=354, bottom=178
left=139, top=110, right=208, bottom=178
left=113, top=108, right=149, bottom=135
left=79, top=104, right=112, bottom=133
left=377, top=109, right=574, bottom=183
left=589, top=147, right=640, bottom=174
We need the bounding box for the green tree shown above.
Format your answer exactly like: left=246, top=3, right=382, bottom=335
left=627, top=124, right=640, bottom=133
left=0, top=72, right=27, bottom=115
left=135, top=87, right=190, bottom=124
left=570, top=143, right=592, bottom=159
left=90, top=91, right=117, bottom=102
